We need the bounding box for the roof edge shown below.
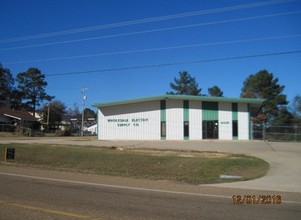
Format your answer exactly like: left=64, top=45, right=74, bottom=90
left=92, top=94, right=265, bottom=108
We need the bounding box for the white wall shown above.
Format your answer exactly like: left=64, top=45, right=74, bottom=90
left=218, top=102, right=232, bottom=140
left=238, top=103, right=249, bottom=140
left=97, top=99, right=251, bottom=141
left=98, top=100, right=160, bottom=140
left=166, top=99, right=183, bottom=140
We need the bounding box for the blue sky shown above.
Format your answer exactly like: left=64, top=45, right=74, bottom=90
left=1, top=0, right=301, bottom=110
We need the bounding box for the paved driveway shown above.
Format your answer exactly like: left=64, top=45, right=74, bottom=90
left=1, top=137, right=301, bottom=193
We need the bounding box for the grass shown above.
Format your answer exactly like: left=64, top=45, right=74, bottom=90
left=0, top=144, right=269, bottom=184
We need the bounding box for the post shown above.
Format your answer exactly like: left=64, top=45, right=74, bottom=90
left=295, top=124, right=298, bottom=142
left=81, top=88, right=88, bottom=136
left=47, top=103, right=50, bottom=130
left=250, top=119, right=254, bottom=140
left=262, top=121, right=266, bottom=141
left=3, top=147, right=6, bottom=162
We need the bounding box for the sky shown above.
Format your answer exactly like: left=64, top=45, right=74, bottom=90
left=1, top=0, right=301, bottom=111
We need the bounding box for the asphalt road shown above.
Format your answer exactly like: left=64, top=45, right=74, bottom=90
left=1, top=138, right=301, bottom=219
left=0, top=170, right=300, bottom=220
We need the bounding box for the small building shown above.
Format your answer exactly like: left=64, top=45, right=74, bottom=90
left=0, top=107, right=38, bottom=132
left=93, top=95, right=264, bottom=140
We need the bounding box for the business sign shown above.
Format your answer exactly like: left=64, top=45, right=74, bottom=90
left=107, top=118, right=149, bottom=127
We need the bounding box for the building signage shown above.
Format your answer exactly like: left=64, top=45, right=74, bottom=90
left=107, top=118, right=149, bottom=127
left=220, top=121, right=230, bottom=125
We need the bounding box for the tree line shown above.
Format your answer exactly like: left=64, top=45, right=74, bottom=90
left=0, top=63, right=96, bottom=129
left=0, top=64, right=53, bottom=114
left=1, top=63, right=300, bottom=127
left=167, top=70, right=301, bottom=126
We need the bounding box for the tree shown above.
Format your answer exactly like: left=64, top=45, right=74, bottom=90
left=0, top=63, right=14, bottom=107
left=167, top=71, right=202, bottom=95
left=240, top=69, right=288, bottom=121
left=39, top=100, right=66, bottom=127
left=291, top=95, right=301, bottom=118
left=16, top=68, right=53, bottom=114
left=272, top=107, right=295, bottom=126
left=84, top=108, right=96, bottom=119
left=208, top=85, right=223, bottom=97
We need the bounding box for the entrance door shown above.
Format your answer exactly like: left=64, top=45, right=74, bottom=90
left=203, top=121, right=218, bottom=139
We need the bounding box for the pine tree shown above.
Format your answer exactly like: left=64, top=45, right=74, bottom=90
left=16, top=68, right=54, bottom=114
left=208, top=85, right=223, bottom=97
left=168, top=71, right=202, bottom=95
left=0, top=63, right=14, bottom=107
left=241, top=69, right=288, bottom=121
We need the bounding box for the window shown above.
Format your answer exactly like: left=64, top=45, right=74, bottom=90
left=233, top=120, right=238, bottom=138
left=161, top=121, right=166, bottom=137
left=184, top=121, right=189, bottom=137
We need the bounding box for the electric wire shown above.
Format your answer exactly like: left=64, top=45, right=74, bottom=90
left=0, top=0, right=296, bottom=44
left=5, top=34, right=301, bottom=64
left=46, top=50, right=301, bottom=77
left=1, top=10, right=300, bottom=51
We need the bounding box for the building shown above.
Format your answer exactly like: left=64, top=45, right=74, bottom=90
left=93, top=95, right=264, bottom=140
left=0, top=107, right=37, bottom=132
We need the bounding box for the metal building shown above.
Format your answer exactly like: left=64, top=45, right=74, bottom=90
left=93, top=95, right=264, bottom=140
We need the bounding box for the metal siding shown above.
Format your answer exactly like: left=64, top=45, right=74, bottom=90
left=160, top=100, right=166, bottom=121
left=202, top=102, right=218, bottom=120
left=166, top=99, right=183, bottom=140
left=98, top=101, right=160, bottom=140
left=97, top=109, right=101, bottom=139
left=218, top=102, right=232, bottom=140
left=189, top=101, right=202, bottom=140
left=97, top=97, right=253, bottom=141
left=232, top=103, right=238, bottom=120
left=238, top=103, right=249, bottom=140
left=183, top=100, right=189, bottom=121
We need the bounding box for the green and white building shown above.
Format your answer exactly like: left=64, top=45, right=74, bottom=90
left=93, top=95, right=264, bottom=140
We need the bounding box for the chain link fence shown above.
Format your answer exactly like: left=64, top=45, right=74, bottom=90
left=253, top=124, right=301, bottom=142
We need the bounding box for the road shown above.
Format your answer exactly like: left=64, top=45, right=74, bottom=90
left=0, top=168, right=300, bottom=220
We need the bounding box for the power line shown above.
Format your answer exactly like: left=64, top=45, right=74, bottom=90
left=0, top=0, right=295, bottom=44
left=5, top=34, right=301, bottom=64
left=46, top=50, right=301, bottom=77
left=2, top=10, right=300, bottom=51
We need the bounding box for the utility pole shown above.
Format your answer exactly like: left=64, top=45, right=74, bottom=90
left=47, top=103, right=50, bottom=130
left=81, top=88, right=88, bottom=136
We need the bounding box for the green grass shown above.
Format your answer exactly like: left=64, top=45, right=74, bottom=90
left=0, top=144, right=269, bottom=184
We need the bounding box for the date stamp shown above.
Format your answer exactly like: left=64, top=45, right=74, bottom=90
left=232, top=195, right=281, bottom=204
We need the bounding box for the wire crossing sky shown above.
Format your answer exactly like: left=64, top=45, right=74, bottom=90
left=1, top=0, right=300, bottom=108
left=0, top=0, right=296, bottom=44
left=2, top=10, right=301, bottom=51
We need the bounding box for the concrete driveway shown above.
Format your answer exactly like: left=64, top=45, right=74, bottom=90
left=1, top=137, right=301, bottom=193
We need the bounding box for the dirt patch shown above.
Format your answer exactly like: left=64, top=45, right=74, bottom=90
left=123, top=148, right=230, bottom=158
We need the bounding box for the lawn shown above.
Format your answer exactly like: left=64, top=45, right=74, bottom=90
left=0, top=144, right=269, bottom=184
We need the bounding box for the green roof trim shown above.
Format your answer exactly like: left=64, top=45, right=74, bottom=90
left=92, top=94, right=265, bottom=108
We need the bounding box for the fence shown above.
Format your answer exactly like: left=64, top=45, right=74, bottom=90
left=0, top=124, right=16, bottom=132
left=0, top=124, right=32, bottom=136
left=252, top=124, right=301, bottom=142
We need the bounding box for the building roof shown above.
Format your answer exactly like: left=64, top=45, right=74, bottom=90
left=93, top=94, right=265, bottom=108
left=0, top=107, right=37, bottom=122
